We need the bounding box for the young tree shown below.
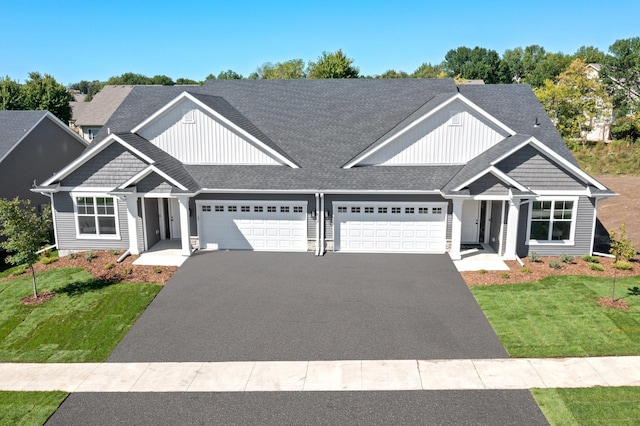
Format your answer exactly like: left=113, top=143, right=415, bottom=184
left=0, top=198, right=52, bottom=299
left=20, top=72, right=72, bottom=123
left=609, top=223, right=636, bottom=300
left=307, top=50, right=359, bottom=79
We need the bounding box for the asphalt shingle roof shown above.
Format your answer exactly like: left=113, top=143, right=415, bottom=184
left=72, top=85, right=134, bottom=126
left=0, top=110, right=48, bottom=158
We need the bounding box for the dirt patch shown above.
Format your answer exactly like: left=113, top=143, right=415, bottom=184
left=6, top=251, right=177, bottom=285
left=596, top=297, right=629, bottom=310
left=463, top=255, right=639, bottom=286
left=596, top=176, right=640, bottom=250
left=21, top=291, right=56, bottom=305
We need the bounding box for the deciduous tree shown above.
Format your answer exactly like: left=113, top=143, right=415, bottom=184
left=443, top=46, right=501, bottom=83
left=601, top=37, right=640, bottom=116
left=20, top=72, right=72, bottom=123
left=252, top=59, right=305, bottom=79
left=0, top=198, right=52, bottom=299
left=0, top=76, right=22, bottom=109
left=307, top=50, right=359, bottom=79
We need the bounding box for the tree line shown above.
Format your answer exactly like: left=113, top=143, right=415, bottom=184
left=2, top=40, right=640, bottom=141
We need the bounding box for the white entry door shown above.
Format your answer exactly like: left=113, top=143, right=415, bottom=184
left=334, top=202, right=447, bottom=253
left=461, top=200, right=480, bottom=243
left=168, top=198, right=182, bottom=240
left=198, top=201, right=307, bottom=252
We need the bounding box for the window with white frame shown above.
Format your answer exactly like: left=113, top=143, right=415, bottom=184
left=76, top=196, right=117, bottom=236
left=529, top=200, right=575, bottom=242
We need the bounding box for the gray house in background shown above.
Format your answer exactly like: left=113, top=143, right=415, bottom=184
left=70, top=85, right=133, bottom=142
left=0, top=111, right=88, bottom=210
left=35, top=79, right=614, bottom=260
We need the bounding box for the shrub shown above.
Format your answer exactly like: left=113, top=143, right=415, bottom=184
left=529, top=251, right=541, bottom=263
left=478, top=269, right=487, bottom=275
left=560, top=253, right=574, bottom=264
left=41, top=256, right=58, bottom=265
left=68, top=251, right=78, bottom=259
left=500, top=272, right=510, bottom=279
left=589, top=263, right=605, bottom=271
left=153, top=267, right=162, bottom=274
left=549, top=260, right=562, bottom=270
left=613, top=261, right=632, bottom=270
left=84, top=251, right=96, bottom=262
left=11, top=265, right=27, bottom=276
left=582, top=254, right=599, bottom=263
left=610, top=224, right=637, bottom=261
left=105, top=263, right=115, bottom=270
left=123, top=268, right=132, bottom=275
left=521, top=266, right=531, bottom=274
left=610, top=114, right=640, bottom=142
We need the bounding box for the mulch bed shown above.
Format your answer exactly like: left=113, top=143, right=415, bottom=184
left=20, top=291, right=56, bottom=306
left=596, top=297, right=629, bottom=310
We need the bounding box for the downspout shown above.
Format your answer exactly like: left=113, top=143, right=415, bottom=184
left=320, top=193, right=325, bottom=256
left=315, top=193, right=320, bottom=256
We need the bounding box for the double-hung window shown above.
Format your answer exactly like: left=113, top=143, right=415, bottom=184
left=529, top=200, right=575, bottom=243
left=76, top=196, right=118, bottom=237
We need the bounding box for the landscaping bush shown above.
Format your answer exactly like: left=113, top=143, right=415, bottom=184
left=11, top=265, right=27, bottom=276
left=549, top=260, right=562, bottom=270
left=560, top=253, right=574, bottom=264
left=613, top=261, right=633, bottom=270
left=84, top=251, right=96, bottom=262
left=521, top=266, right=531, bottom=274
left=589, top=263, right=605, bottom=271
left=500, top=272, right=510, bottom=279
left=104, top=263, right=115, bottom=270
left=529, top=251, right=542, bottom=262
left=40, top=256, right=58, bottom=265
left=123, top=268, right=132, bottom=275
left=68, top=251, right=78, bottom=259
left=582, top=254, right=599, bottom=263
left=478, top=269, right=487, bottom=275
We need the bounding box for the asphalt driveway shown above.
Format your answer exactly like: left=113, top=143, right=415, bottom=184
left=108, top=251, right=507, bottom=362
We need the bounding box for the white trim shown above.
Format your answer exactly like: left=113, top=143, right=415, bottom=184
left=71, top=193, right=121, bottom=240
left=490, top=137, right=607, bottom=190
left=343, top=93, right=515, bottom=168
left=525, top=196, right=579, bottom=245
left=533, top=190, right=590, bottom=196
left=201, top=188, right=442, bottom=194
left=41, top=134, right=154, bottom=187
left=131, top=92, right=299, bottom=169
left=453, top=166, right=528, bottom=192
left=590, top=197, right=598, bottom=255
left=498, top=200, right=505, bottom=256
left=118, top=165, right=189, bottom=192
left=49, top=193, right=59, bottom=250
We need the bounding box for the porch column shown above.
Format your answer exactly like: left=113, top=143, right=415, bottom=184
left=504, top=198, right=521, bottom=260
left=177, top=196, right=191, bottom=256
left=450, top=198, right=463, bottom=260
left=125, top=195, right=140, bottom=255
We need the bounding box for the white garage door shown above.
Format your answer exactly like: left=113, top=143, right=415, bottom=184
left=334, top=202, right=447, bottom=253
left=198, top=201, right=307, bottom=252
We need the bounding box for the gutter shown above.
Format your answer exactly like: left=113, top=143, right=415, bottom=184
left=315, top=193, right=320, bottom=256
left=319, top=193, right=325, bottom=256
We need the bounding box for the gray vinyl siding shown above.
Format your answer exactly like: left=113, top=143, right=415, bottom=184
left=53, top=192, right=129, bottom=251
left=62, top=143, right=147, bottom=187
left=489, top=200, right=502, bottom=253
left=137, top=173, right=175, bottom=193
left=190, top=193, right=315, bottom=239
left=496, top=145, right=585, bottom=190
left=468, top=174, right=509, bottom=196
left=516, top=196, right=595, bottom=257
left=0, top=117, right=85, bottom=206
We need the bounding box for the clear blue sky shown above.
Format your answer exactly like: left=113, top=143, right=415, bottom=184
left=2, top=0, right=639, bottom=86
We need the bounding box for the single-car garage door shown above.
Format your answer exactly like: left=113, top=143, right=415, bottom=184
left=197, top=200, right=307, bottom=252
left=334, top=202, right=447, bottom=253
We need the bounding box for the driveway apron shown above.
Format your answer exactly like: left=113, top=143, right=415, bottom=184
left=108, top=251, right=507, bottom=362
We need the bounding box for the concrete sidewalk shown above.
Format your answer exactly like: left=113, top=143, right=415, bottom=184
left=2, top=356, right=639, bottom=392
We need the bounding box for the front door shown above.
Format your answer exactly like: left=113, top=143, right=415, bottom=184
left=461, top=200, right=480, bottom=243
left=168, top=198, right=182, bottom=240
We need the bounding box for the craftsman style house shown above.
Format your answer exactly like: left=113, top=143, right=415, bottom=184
left=35, top=79, right=613, bottom=260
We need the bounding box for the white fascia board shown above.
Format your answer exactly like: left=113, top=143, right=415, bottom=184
left=40, top=134, right=155, bottom=187
left=453, top=166, right=528, bottom=192
left=131, top=92, right=299, bottom=169
left=200, top=188, right=442, bottom=194
left=119, top=165, right=189, bottom=192
left=343, top=93, right=515, bottom=169
left=490, top=136, right=606, bottom=190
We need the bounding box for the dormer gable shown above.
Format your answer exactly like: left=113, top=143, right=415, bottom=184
left=131, top=92, right=298, bottom=168
left=344, top=93, right=514, bottom=168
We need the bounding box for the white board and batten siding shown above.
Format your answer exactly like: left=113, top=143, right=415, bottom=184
left=360, top=100, right=509, bottom=165
left=138, top=98, right=282, bottom=165
left=197, top=200, right=307, bottom=252
left=334, top=202, right=447, bottom=253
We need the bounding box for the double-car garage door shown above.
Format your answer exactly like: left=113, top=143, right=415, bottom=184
left=197, top=200, right=447, bottom=254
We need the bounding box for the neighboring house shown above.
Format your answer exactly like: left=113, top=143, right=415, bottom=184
left=585, top=64, right=614, bottom=142
left=70, top=85, right=134, bottom=142
left=35, top=79, right=614, bottom=261
left=0, top=110, right=88, bottom=210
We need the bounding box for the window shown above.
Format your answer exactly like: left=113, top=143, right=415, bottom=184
left=201, top=205, right=211, bottom=212
left=405, top=207, right=415, bottom=214
left=432, top=207, right=442, bottom=215
left=267, top=206, right=276, bottom=213
left=364, top=207, right=374, bottom=213
left=529, top=200, right=574, bottom=241
left=280, top=206, right=290, bottom=213
left=293, top=206, right=303, bottom=213
left=418, top=207, right=429, bottom=214
left=391, top=207, right=401, bottom=214
left=241, top=206, right=250, bottom=212
left=215, top=205, right=224, bottom=212
left=337, top=206, right=347, bottom=213
left=254, top=206, right=263, bottom=212
left=228, top=206, right=237, bottom=212
left=351, top=207, right=361, bottom=213
left=76, top=196, right=117, bottom=236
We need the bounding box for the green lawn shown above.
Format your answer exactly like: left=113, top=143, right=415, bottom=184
left=471, top=275, right=640, bottom=358
left=0, top=391, right=67, bottom=425
left=532, top=387, right=640, bottom=426
left=0, top=268, right=161, bottom=362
